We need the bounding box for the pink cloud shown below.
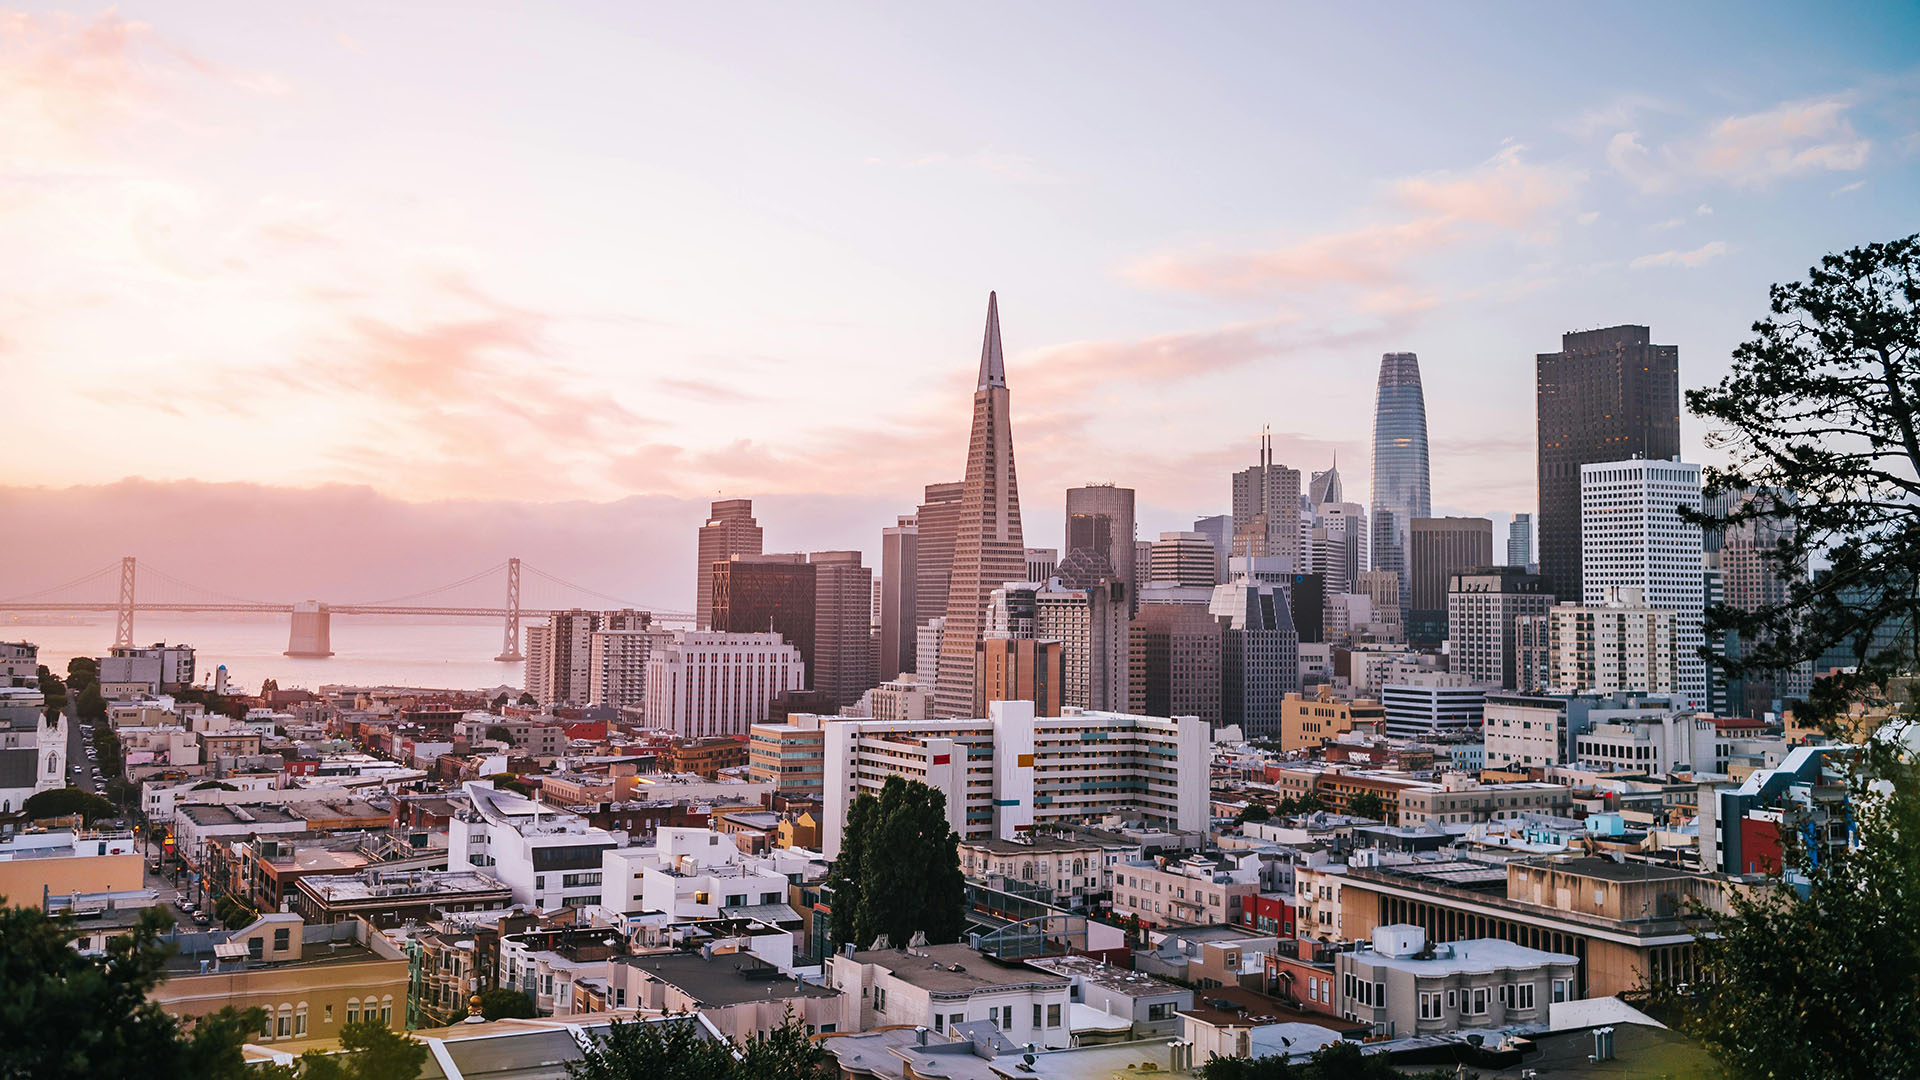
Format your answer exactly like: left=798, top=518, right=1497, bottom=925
left=1394, top=144, right=1585, bottom=228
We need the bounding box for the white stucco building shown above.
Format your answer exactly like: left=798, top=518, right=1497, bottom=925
left=644, top=631, right=805, bottom=738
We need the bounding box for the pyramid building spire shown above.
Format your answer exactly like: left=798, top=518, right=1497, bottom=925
left=935, top=292, right=1025, bottom=718
left=978, top=290, right=1006, bottom=390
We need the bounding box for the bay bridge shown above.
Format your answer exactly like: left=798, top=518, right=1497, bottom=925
left=0, top=557, right=692, bottom=661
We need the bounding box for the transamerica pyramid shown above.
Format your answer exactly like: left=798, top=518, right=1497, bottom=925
left=933, top=292, right=1026, bottom=718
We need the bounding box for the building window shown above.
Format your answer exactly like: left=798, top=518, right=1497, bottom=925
left=248, top=938, right=264, bottom=962
left=346, top=1000, right=360, bottom=1025
left=1516, top=983, right=1535, bottom=1010
left=873, top=986, right=887, bottom=1012
left=274, top=928, right=291, bottom=952
left=381, top=997, right=393, bottom=1026
left=277, top=1007, right=292, bottom=1038
left=1047, top=1004, right=1061, bottom=1028
left=1419, top=992, right=1441, bottom=1021
left=294, top=1004, right=308, bottom=1037
left=324, top=1005, right=334, bottom=1025
left=1553, top=978, right=1573, bottom=1003
left=1470, top=988, right=1488, bottom=1015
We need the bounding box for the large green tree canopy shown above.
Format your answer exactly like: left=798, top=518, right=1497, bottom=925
left=824, top=776, right=967, bottom=949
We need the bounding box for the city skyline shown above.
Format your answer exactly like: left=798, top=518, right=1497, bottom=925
left=1, top=8, right=1915, bottom=528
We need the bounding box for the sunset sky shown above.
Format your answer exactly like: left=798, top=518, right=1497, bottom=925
left=4, top=3, right=1918, bottom=605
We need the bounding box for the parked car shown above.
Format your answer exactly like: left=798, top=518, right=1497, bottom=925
left=193, top=912, right=211, bottom=925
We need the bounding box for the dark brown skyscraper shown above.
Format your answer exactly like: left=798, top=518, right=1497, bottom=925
left=935, top=292, right=1026, bottom=717
left=1128, top=604, right=1224, bottom=726
left=810, top=550, right=878, bottom=709
left=695, top=499, right=761, bottom=630
left=1536, top=326, right=1680, bottom=604
left=1409, top=516, right=1494, bottom=647
left=710, top=554, right=814, bottom=669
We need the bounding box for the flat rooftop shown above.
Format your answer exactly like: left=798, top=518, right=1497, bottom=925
left=1517, top=856, right=1696, bottom=883
left=1025, top=955, right=1186, bottom=995
left=619, top=952, right=838, bottom=1007
left=1355, top=934, right=1577, bottom=976
left=301, top=871, right=512, bottom=903
left=163, top=938, right=387, bottom=976
left=849, top=943, right=1069, bottom=995
left=176, top=804, right=305, bottom=828
left=964, top=835, right=1108, bottom=855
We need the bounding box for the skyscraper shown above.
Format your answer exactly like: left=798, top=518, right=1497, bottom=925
left=695, top=499, right=762, bottom=630
left=1409, top=516, right=1494, bottom=647
left=1065, top=484, right=1137, bottom=603
left=1309, top=456, right=1344, bottom=505
left=935, top=293, right=1027, bottom=718
left=1581, top=458, right=1705, bottom=706
left=1128, top=603, right=1225, bottom=726
left=879, top=516, right=919, bottom=680
left=810, top=550, right=878, bottom=709
left=1150, top=531, right=1219, bottom=588
left=915, top=481, right=964, bottom=630
left=1232, top=430, right=1303, bottom=569
left=1507, top=513, right=1533, bottom=569
left=1371, top=353, right=1431, bottom=626
left=1208, top=569, right=1301, bottom=737
left=710, top=554, right=815, bottom=672
left=1536, top=326, right=1681, bottom=604
left=1447, top=567, right=1553, bottom=689
left=1192, top=514, right=1231, bottom=584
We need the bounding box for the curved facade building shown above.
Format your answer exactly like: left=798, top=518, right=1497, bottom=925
left=1370, top=352, right=1431, bottom=620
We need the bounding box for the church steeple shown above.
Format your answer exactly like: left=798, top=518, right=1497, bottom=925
left=977, top=291, right=1006, bottom=390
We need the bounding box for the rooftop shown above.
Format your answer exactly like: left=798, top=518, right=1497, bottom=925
left=848, top=943, right=1070, bottom=995
left=300, top=870, right=513, bottom=904
left=963, top=835, right=1108, bottom=855
left=176, top=803, right=305, bottom=828
left=1025, top=955, right=1186, bottom=996
left=620, top=951, right=838, bottom=1007
left=1353, top=933, right=1577, bottom=976
left=1517, top=856, right=1696, bottom=883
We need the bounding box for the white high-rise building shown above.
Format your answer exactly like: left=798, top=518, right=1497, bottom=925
left=644, top=631, right=805, bottom=738
left=821, top=699, right=1209, bottom=858
left=586, top=627, right=671, bottom=710
left=1036, top=579, right=1129, bottom=713
left=1516, top=589, right=1679, bottom=697
left=1581, top=460, right=1705, bottom=707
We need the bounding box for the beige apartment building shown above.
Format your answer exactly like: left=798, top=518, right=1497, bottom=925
left=1279, top=690, right=1384, bottom=752
left=150, top=914, right=410, bottom=1046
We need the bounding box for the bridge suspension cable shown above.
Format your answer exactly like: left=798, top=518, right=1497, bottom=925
left=0, top=561, right=120, bottom=604
left=139, top=562, right=281, bottom=606
left=521, top=563, right=662, bottom=611
left=342, top=561, right=510, bottom=607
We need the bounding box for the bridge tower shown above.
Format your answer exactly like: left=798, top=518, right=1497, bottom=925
left=495, top=557, right=524, bottom=662
left=113, top=556, right=136, bottom=649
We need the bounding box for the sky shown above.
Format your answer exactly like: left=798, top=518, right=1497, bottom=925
left=2, top=3, right=1917, bottom=607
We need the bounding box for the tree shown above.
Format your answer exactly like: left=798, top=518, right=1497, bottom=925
left=484, top=725, right=515, bottom=744
left=1346, top=792, right=1385, bottom=821
left=260, top=678, right=279, bottom=697
left=1235, top=803, right=1273, bottom=825
left=0, top=903, right=258, bottom=1080
left=191, top=781, right=239, bottom=792
left=76, top=682, right=107, bottom=723
left=826, top=776, right=966, bottom=950
left=290, top=1021, right=430, bottom=1080
left=22, top=787, right=116, bottom=823
left=735, top=1011, right=836, bottom=1080
left=1665, top=235, right=1920, bottom=1077
left=491, top=692, right=509, bottom=711
left=485, top=772, right=531, bottom=797
left=566, top=1016, right=737, bottom=1080
left=1686, top=233, right=1919, bottom=717
left=477, top=987, right=537, bottom=1020
left=517, top=692, right=537, bottom=707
